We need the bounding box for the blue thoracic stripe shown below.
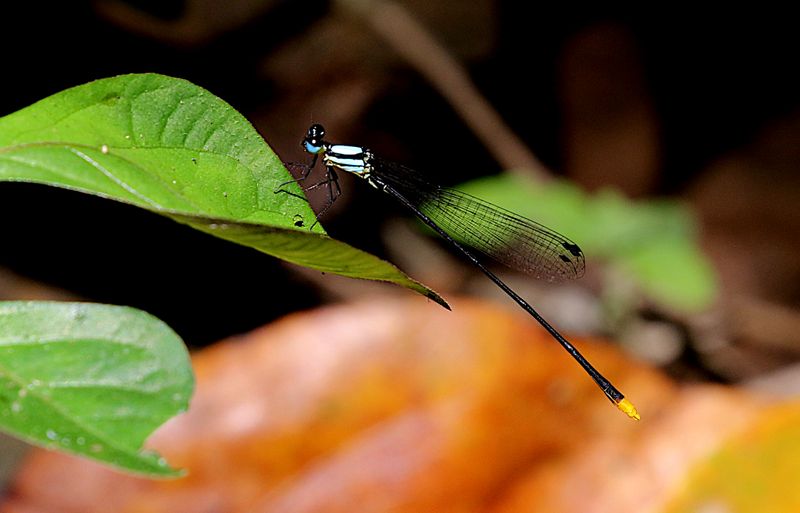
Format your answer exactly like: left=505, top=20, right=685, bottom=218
left=325, top=144, right=369, bottom=176
left=328, top=144, right=364, bottom=156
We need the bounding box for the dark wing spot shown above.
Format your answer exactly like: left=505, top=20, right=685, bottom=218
left=559, top=254, right=571, bottom=264
left=562, top=242, right=582, bottom=257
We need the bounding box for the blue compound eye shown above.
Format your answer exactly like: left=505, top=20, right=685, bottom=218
left=304, top=140, right=323, bottom=154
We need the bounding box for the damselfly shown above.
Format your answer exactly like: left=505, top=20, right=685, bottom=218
left=285, top=124, right=639, bottom=419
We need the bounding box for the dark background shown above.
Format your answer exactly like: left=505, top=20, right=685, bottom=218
left=1, top=2, right=797, bottom=347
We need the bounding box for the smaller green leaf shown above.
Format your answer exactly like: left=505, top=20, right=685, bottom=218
left=617, top=237, right=717, bottom=312
left=0, top=301, right=194, bottom=477
left=456, top=174, right=718, bottom=311
left=585, top=189, right=694, bottom=255
left=456, top=175, right=587, bottom=238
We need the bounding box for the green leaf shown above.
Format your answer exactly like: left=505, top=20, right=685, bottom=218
left=457, top=174, right=717, bottom=311
left=0, top=301, right=193, bottom=477
left=617, top=237, right=717, bottom=312
left=0, top=73, right=446, bottom=308
left=172, top=213, right=450, bottom=307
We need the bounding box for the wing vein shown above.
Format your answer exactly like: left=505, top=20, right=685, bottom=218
left=372, top=157, right=584, bottom=282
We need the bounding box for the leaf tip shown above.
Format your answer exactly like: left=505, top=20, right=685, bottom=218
left=426, top=290, right=451, bottom=310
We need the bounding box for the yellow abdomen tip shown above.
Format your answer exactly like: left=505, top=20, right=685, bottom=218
left=617, top=398, right=640, bottom=420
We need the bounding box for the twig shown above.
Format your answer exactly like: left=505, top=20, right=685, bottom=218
left=337, top=0, right=550, bottom=179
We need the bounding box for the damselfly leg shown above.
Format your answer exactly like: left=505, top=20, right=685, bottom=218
left=276, top=147, right=345, bottom=228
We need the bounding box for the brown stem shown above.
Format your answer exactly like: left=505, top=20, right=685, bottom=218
left=338, top=0, right=550, bottom=179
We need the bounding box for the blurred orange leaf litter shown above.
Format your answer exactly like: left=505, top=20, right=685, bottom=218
left=2, top=298, right=798, bottom=513
left=663, top=401, right=800, bottom=513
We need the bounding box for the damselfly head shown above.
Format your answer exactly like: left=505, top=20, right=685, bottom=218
left=302, top=124, right=326, bottom=154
